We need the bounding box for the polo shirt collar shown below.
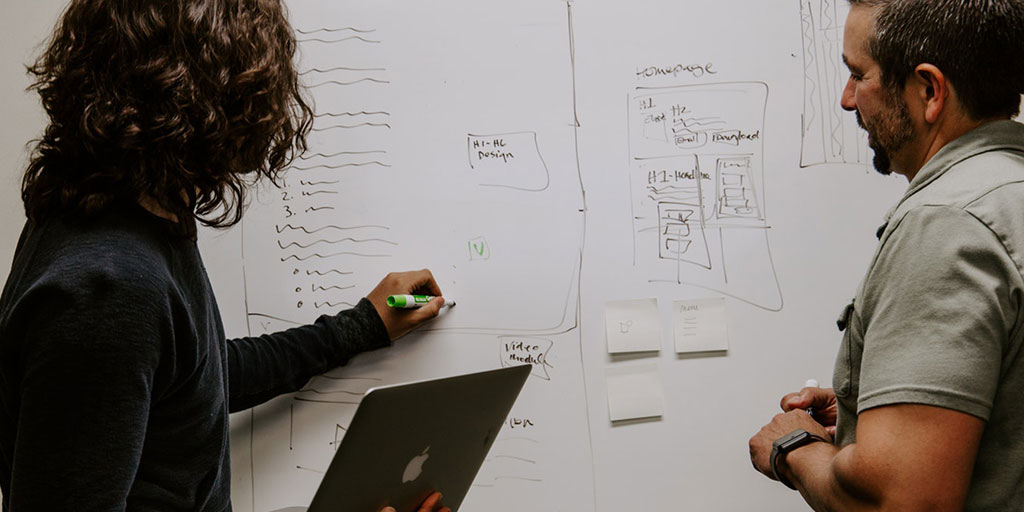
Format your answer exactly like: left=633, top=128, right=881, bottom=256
left=881, top=120, right=1024, bottom=227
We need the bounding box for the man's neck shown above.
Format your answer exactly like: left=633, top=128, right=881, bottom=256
left=899, top=116, right=1008, bottom=182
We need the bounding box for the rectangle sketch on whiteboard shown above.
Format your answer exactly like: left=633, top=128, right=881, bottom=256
left=628, top=82, right=783, bottom=311
left=233, top=1, right=593, bottom=512
left=799, top=0, right=870, bottom=167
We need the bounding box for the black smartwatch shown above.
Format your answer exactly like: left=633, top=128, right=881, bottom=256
left=770, top=429, right=829, bottom=490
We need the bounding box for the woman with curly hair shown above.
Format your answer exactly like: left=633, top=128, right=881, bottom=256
left=0, top=1, right=449, bottom=510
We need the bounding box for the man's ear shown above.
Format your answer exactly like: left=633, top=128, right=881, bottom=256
left=913, top=63, right=948, bottom=124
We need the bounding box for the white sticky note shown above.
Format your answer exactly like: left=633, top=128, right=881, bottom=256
left=673, top=297, right=729, bottom=353
left=605, top=298, right=660, bottom=353
left=606, top=364, right=664, bottom=422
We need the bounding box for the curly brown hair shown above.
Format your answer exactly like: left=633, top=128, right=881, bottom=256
left=23, top=0, right=313, bottom=235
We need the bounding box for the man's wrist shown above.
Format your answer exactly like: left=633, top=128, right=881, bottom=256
left=770, top=429, right=830, bottom=490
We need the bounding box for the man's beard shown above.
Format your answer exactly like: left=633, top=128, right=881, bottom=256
left=855, top=92, right=914, bottom=176
left=866, top=131, right=893, bottom=175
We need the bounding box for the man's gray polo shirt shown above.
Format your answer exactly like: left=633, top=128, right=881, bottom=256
left=833, top=120, right=1024, bottom=510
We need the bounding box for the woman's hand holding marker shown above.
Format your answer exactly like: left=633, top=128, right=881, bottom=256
left=366, top=270, right=448, bottom=341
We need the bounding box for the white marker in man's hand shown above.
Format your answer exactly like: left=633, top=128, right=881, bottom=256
left=805, top=379, right=819, bottom=417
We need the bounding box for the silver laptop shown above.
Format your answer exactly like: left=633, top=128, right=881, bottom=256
left=307, top=364, right=532, bottom=512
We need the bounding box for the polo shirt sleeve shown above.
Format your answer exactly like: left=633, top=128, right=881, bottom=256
left=857, top=205, right=1019, bottom=420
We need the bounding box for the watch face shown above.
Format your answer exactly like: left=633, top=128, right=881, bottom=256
left=775, top=430, right=810, bottom=452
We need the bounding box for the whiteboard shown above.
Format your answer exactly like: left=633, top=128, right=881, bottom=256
left=1, top=1, right=910, bottom=511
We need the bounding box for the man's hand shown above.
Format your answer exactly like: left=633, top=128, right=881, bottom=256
left=749, top=409, right=833, bottom=481
left=380, top=491, right=451, bottom=512
left=365, top=270, right=445, bottom=341
left=750, top=402, right=982, bottom=511
left=781, top=386, right=838, bottom=436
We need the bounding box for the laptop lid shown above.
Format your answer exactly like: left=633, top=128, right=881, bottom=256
left=307, top=364, right=532, bottom=512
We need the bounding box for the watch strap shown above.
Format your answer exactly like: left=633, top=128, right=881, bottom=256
left=769, top=429, right=829, bottom=490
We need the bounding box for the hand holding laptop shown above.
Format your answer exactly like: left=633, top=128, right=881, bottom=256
left=380, top=491, right=451, bottom=512
left=307, top=366, right=531, bottom=511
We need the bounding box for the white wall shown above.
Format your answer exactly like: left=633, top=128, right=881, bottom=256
left=0, top=1, right=66, bottom=280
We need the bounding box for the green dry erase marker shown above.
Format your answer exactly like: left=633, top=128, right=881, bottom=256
left=386, top=295, right=455, bottom=308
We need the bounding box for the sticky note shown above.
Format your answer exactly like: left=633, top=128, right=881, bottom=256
left=606, top=364, right=664, bottom=422
left=605, top=298, right=660, bottom=353
left=673, top=297, right=728, bottom=353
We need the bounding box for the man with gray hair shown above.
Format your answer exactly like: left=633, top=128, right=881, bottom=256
left=750, top=1, right=1024, bottom=510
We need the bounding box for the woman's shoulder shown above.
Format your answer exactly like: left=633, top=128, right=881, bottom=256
left=11, top=209, right=186, bottom=306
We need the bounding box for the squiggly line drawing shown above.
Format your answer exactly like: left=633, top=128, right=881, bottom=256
left=310, top=123, right=392, bottom=131
left=825, top=49, right=844, bottom=154
left=800, top=0, right=867, bottom=167
left=277, top=238, right=398, bottom=249
left=300, top=150, right=388, bottom=160
left=301, top=190, right=338, bottom=196
left=309, top=78, right=390, bottom=87
left=305, top=301, right=356, bottom=311
left=275, top=224, right=390, bottom=234
left=306, top=206, right=334, bottom=213
left=291, top=161, right=392, bottom=170
left=300, top=66, right=386, bottom=75
left=314, top=112, right=390, bottom=119
left=675, top=117, right=727, bottom=128
left=306, top=269, right=354, bottom=276
left=314, top=301, right=360, bottom=310
left=300, top=180, right=340, bottom=186
left=647, top=185, right=699, bottom=194
left=281, top=251, right=392, bottom=262
left=295, top=27, right=376, bottom=35
left=822, top=0, right=836, bottom=28
left=801, top=2, right=819, bottom=138
left=296, top=36, right=381, bottom=44
left=312, top=284, right=356, bottom=292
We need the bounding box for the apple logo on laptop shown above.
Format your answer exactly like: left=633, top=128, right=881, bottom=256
left=403, top=446, right=430, bottom=483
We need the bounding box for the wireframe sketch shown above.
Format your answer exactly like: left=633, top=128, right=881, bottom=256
left=799, top=0, right=870, bottom=167
left=232, top=2, right=593, bottom=511
left=629, top=82, right=783, bottom=311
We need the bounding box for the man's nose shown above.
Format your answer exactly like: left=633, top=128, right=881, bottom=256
left=840, top=76, right=857, bottom=112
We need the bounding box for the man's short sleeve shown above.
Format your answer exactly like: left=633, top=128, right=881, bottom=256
left=857, top=205, right=1019, bottom=420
